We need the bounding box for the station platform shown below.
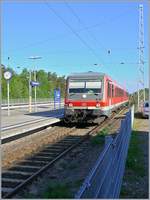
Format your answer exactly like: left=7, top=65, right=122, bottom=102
left=1, top=107, right=64, bottom=141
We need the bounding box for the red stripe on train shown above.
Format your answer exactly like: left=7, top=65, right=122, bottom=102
left=65, top=97, right=128, bottom=107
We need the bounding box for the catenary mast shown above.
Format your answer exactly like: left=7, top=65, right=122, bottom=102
left=138, top=4, right=145, bottom=110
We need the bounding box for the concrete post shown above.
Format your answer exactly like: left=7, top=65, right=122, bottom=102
left=131, top=105, right=135, bottom=128
left=29, top=70, right=32, bottom=113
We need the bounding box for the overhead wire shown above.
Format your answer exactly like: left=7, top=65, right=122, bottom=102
left=63, top=2, right=119, bottom=74
left=43, top=1, right=104, bottom=64
left=64, top=1, right=107, bottom=52
left=3, top=1, right=141, bottom=84
left=3, top=6, right=133, bottom=56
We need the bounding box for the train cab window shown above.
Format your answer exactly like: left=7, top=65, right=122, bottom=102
left=69, top=80, right=102, bottom=94
left=85, top=81, right=102, bottom=94
left=69, top=81, right=85, bottom=93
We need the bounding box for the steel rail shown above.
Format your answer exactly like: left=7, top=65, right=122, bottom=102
left=3, top=137, right=86, bottom=198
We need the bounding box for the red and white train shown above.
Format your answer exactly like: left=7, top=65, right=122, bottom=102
left=64, top=71, right=128, bottom=123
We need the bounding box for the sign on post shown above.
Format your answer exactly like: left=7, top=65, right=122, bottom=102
left=4, top=71, right=12, bottom=116
left=54, top=89, right=61, bottom=109
left=30, top=81, right=40, bottom=112
left=30, top=81, right=40, bottom=87
left=4, top=71, right=12, bottom=80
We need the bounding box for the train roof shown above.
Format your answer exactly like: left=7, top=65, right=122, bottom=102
left=68, top=71, right=105, bottom=78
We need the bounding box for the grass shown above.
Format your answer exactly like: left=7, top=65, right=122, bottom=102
left=59, top=162, right=67, bottom=169
left=125, top=131, right=145, bottom=177
left=23, top=193, right=36, bottom=199
left=91, top=128, right=108, bottom=145
left=73, top=179, right=84, bottom=188
left=99, top=128, right=108, bottom=136
left=68, top=163, right=78, bottom=170
left=120, top=130, right=146, bottom=197
left=42, top=182, right=72, bottom=198
left=120, top=188, right=130, bottom=196
left=42, top=179, right=85, bottom=199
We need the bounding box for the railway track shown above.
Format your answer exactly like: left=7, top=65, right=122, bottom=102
left=2, top=107, right=128, bottom=198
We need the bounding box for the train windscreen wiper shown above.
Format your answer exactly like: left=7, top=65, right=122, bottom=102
left=69, top=93, right=76, bottom=96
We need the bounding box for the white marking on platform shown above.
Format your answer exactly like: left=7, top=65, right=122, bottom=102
left=2, top=114, right=64, bottom=131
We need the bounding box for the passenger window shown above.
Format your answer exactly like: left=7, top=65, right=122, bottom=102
left=112, top=85, right=114, bottom=97
left=108, top=82, right=111, bottom=97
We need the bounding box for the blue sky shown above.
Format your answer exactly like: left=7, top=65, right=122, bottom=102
left=2, top=1, right=149, bottom=93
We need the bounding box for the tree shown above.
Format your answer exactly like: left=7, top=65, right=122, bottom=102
left=1, top=65, right=66, bottom=100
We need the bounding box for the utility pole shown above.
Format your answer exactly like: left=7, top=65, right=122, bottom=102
left=34, top=70, right=37, bottom=111
left=28, top=56, right=42, bottom=112
left=138, top=4, right=145, bottom=110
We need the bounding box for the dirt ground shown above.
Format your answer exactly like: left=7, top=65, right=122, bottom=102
left=120, top=114, right=149, bottom=199
left=4, top=111, right=147, bottom=199
left=13, top=137, right=105, bottom=198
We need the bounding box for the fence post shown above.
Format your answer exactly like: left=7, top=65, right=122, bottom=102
left=131, top=105, right=135, bottom=128
left=75, top=110, right=133, bottom=199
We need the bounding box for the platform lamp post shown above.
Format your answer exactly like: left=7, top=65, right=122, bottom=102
left=28, top=56, right=42, bottom=112
left=28, top=69, right=32, bottom=113
left=17, top=66, right=32, bottom=113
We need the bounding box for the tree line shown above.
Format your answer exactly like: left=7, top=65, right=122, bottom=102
left=1, top=65, right=66, bottom=99
left=1, top=64, right=149, bottom=103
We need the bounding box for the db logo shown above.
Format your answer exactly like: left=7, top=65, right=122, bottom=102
left=82, top=103, right=87, bottom=106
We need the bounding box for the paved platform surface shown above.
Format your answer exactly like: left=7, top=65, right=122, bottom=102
left=2, top=105, right=63, bottom=128
left=1, top=106, right=64, bottom=140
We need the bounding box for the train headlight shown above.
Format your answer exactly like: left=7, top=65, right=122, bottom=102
left=82, top=94, right=87, bottom=98
left=69, top=103, right=73, bottom=107
left=96, top=103, right=100, bottom=107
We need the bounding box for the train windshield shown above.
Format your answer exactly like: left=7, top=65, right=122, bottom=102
left=69, top=80, right=102, bottom=94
